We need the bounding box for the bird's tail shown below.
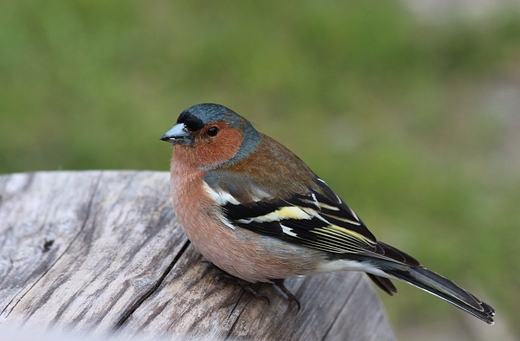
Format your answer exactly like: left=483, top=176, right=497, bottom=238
left=383, top=265, right=495, bottom=325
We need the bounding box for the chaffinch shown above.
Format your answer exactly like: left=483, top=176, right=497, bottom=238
left=160, top=103, right=495, bottom=324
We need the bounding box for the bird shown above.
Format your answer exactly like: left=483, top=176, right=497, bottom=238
left=160, top=103, right=495, bottom=325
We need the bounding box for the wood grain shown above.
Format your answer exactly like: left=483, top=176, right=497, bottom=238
left=0, top=171, right=396, bottom=340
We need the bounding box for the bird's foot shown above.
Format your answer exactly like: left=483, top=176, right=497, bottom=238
left=201, top=260, right=271, bottom=305
left=272, top=279, right=301, bottom=311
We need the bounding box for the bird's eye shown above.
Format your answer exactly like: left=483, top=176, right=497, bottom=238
left=207, top=126, right=219, bottom=137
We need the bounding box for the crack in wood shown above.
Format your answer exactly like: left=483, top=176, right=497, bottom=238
left=113, top=239, right=191, bottom=331
left=222, top=282, right=253, bottom=340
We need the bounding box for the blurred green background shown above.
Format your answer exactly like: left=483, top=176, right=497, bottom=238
left=1, top=0, right=519, bottom=340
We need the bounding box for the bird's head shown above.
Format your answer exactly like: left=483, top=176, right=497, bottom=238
left=161, top=103, right=261, bottom=169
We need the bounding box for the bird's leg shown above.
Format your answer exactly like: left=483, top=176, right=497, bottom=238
left=272, top=279, right=301, bottom=311
left=202, top=260, right=270, bottom=305
left=241, top=283, right=271, bottom=305
left=216, top=273, right=270, bottom=305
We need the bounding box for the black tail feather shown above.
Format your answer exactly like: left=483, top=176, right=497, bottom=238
left=384, top=266, right=495, bottom=325
left=367, top=274, right=397, bottom=296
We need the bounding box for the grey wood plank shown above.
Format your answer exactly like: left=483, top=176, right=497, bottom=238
left=0, top=171, right=396, bottom=341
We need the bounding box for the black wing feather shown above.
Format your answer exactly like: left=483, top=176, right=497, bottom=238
left=220, top=178, right=419, bottom=266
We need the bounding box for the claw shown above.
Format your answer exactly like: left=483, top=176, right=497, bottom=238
left=212, top=270, right=270, bottom=305
left=273, top=279, right=301, bottom=311
left=243, top=284, right=271, bottom=305
left=203, top=262, right=298, bottom=309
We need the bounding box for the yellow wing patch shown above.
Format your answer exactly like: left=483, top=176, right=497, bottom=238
left=247, top=206, right=313, bottom=223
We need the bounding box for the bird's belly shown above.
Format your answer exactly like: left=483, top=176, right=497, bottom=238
left=186, top=221, right=325, bottom=283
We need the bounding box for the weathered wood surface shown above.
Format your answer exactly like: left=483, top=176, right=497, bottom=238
left=0, top=171, right=396, bottom=341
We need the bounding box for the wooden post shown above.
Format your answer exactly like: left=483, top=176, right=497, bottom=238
left=0, top=171, right=396, bottom=341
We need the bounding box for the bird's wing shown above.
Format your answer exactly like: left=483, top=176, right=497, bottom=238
left=203, top=173, right=419, bottom=266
